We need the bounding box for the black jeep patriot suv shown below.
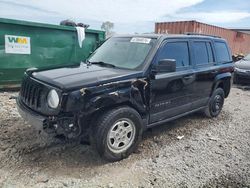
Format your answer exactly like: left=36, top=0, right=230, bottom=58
left=17, top=34, right=234, bottom=161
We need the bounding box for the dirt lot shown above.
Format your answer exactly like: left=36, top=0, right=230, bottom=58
left=0, top=87, right=249, bottom=188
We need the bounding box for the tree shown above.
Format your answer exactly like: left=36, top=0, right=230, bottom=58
left=101, top=21, right=114, bottom=38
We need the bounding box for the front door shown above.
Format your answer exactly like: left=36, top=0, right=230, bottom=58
left=149, top=39, right=196, bottom=123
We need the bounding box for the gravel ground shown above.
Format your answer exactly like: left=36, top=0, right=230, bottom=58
left=0, top=87, right=249, bottom=188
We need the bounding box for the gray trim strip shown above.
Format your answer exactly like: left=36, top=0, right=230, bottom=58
left=147, top=106, right=206, bottom=128
left=154, top=63, right=233, bottom=80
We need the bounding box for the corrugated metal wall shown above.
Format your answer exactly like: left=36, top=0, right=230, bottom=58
left=155, top=21, right=250, bottom=55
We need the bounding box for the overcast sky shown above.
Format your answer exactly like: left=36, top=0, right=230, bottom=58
left=0, top=0, right=250, bottom=33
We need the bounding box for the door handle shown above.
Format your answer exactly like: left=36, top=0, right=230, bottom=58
left=211, top=70, right=218, bottom=74
left=183, top=75, right=194, bottom=79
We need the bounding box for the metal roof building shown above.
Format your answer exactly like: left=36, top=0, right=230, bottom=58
left=231, top=29, right=250, bottom=35
left=155, top=20, right=250, bottom=55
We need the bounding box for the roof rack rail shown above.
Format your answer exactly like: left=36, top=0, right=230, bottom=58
left=185, top=32, right=221, bottom=38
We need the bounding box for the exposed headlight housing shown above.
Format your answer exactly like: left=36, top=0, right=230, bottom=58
left=47, top=89, right=60, bottom=109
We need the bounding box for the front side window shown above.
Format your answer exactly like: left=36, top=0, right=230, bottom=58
left=88, top=37, right=156, bottom=70
left=215, top=42, right=231, bottom=63
left=158, top=42, right=190, bottom=68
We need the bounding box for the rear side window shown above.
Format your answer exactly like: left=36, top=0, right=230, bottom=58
left=206, top=42, right=214, bottom=62
left=214, top=42, right=230, bottom=63
left=194, top=41, right=214, bottom=65
left=158, top=42, right=190, bottom=68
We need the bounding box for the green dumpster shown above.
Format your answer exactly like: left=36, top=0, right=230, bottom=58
left=0, top=18, right=105, bottom=89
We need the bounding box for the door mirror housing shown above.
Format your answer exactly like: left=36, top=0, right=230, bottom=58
left=153, top=59, right=176, bottom=73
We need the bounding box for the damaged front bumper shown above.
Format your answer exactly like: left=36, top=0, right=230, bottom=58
left=16, top=98, right=81, bottom=138
left=16, top=97, right=46, bottom=131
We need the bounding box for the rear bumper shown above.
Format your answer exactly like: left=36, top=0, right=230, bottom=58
left=16, top=98, right=46, bottom=131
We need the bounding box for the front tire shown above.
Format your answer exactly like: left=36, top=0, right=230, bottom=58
left=204, top=88, right=225, bottom=118
left=91, top=106, right=143, bottom=162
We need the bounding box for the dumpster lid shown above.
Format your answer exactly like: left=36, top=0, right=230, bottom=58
left=0, top=17, right=104, bottom=34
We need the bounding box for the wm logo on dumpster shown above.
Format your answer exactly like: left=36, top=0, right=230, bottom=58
left=5, top=35, right=31, bottom=54
left=8, top=36, right=28, bottom=44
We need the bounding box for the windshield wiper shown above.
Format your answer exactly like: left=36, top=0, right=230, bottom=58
left=89, top=61, right=116, bottom=68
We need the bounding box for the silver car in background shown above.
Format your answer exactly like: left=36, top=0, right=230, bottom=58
left=234, top=53, right=250, bottom=84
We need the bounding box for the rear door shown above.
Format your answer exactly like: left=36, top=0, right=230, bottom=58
left=149, top=39, right=196, bottom=123
left=190, top=40, right=216, bottom=109
left=191, top=39, right=233, bottom=110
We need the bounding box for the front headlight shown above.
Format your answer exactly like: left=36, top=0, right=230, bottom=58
left=47, top=89, right=60, bottom=109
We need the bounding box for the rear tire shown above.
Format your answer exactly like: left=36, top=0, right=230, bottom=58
left=91, top=106, right=143, bottom=162
left=204, top=88, right=225, bottom=118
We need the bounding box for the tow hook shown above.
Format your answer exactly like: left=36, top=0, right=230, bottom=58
left=9, top=96, right=17, bottom=100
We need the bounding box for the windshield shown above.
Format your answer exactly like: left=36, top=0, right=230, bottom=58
left=243, top=53, right=250, bottom=61
left=88, top=37, right=156, bottom=70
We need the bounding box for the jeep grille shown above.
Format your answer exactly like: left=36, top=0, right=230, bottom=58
left=20, top=76, right=43, bottom=110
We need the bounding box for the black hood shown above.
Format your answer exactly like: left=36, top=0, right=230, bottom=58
left=31, top=63, right=143, bottom=90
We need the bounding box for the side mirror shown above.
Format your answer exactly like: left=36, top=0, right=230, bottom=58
left=153, top=59, right=176, bottom=73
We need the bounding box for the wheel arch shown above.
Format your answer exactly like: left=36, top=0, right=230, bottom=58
left=212, top=73, right=232, bottom=98
left=80, top=100, right=148, bottom=131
